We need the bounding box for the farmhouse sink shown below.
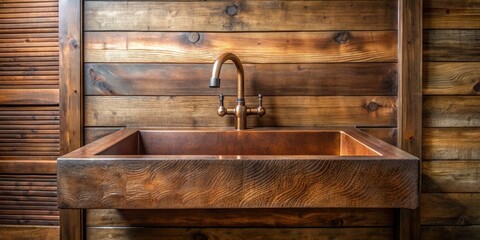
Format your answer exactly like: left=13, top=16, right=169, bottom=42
left=57, top=128, right=419, bottom=209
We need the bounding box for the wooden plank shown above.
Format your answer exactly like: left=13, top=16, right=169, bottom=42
left=59, top=0, right=83, bottom=238
left=85, top=96, right=397, bottom=127
left=397, top=0, right=422, bottom=240
left=422, top=160, right=480, bottom=193
left=0, top=89, right=58, bottom=105
left=84, top=63, right=397, bottom=96
left=84, top=31, right=398, bottom=63
left=84, top=127, right=122, bottom=144
left=423, top=96, right=480, bottom=127
left=86, top=227, right=393, bottom=240
left=0, top=226, right=59, bottom=240
left=85, top=1, right=396, bottom=31
left=424, top=0, right=480, bottom=29
left=421, top=193, right=480, bottom=225
left=422, top=226, right=480, bottom=240
left=86, top=208, right=393, bottom=227
left=59, top=0, right=82, bottom=155
left=424, top=30, right=480, bottom=62
left=423, top=128, right=480, bottom=160
left=423, top=62, right=480, bottom=95
left=0, top=2, right=58, bottom=8
left=0, top=160, right=58, bottom=174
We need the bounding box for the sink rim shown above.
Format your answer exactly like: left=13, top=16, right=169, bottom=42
left=58, top=127, right=418, bottom=161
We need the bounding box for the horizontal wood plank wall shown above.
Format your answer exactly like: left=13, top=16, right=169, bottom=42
left=83, top=0, right=399, bottom=238
left=422, top=0, right=480, bottom=239
left=0, top=0, right=60, bottom=237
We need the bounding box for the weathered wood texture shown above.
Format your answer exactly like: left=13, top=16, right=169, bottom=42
left=423, top=62, right=480, bottom=95
left=86, top=227, right=393, bottom=240
left=0, top=225, right=59, bottom=240
left=423, top=96, right=480, bottom=127
left=84, top=63, right=398, bottom=96
left=84, top=31, right=398, bottom=63
left=0, top=0, right=60, bottom=236
left=84, top=1, right=397, bottom=31
left=423, top=160, right=480, bottom=193
left=0, top=175, right=58, bottom=226
left=59, top=0, right=82, bottom=155
left=423, top=128, right=480, bottom=160
left=397, top=0, right=423, bottom=239
left=424, top=30, right=480, bottom=62
left=422, top=226, right=480, bottom=240
left=422, top=193, right=480, bottom=225
left=85, top=96, right=397, bottom=127
left=0, top=89, right=58, bottom=105
left=86, top=208, right=393, bottom=227
left=422, top=1, right=480, bottom=240
left=424, top=0, right=480, bottom=29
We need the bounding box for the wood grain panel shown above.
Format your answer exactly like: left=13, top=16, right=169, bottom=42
left=84, top=63, right=397, bottom=96
left=424, top=30, right=480, bottom=62
left=0, top=175, right=58, bottom=226
left=85, top=96, right=397, bottom=127
left=86, top=209, right=393, bottom=227
left=0, top=226, right=59, bottom=240
left=423, top=96, right=480, bottom=127
left=0, top=89, right=58, bottom=105
left=84, top=127, right=123, bottom=144
left=422, top=226, right=480, bottom=240
left=85, top=0, right=396, bottom=31
left=422, top=160, right=480, bottom=193
left=423, top=62, right=480, bottom=95
left=84, top=31, right=398, bottom=63
left=423, top=128, right=480, bottom=160
left=424, top=0, right=480, bottom=29
left=86, top=227, right=393, bottom=240
left=422, top=193, right=480, bottom=225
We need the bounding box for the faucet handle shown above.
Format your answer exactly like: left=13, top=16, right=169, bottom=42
left=257, top=94, right=266, bottom=117
left=217, top=93, right=227, bottom=116
left=219, top=93, right=225, bottom=107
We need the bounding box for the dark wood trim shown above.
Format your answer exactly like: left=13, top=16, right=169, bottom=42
left=396, top=0, right=422, bottom=239
left=60, top=209, right=83, bottom=240
left=59, top=0, right=83, bottom=239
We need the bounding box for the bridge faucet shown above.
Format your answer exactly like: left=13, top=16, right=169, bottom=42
left=209, top=53, right=266, bottom=130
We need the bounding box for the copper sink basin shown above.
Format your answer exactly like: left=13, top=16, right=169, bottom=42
left=57, top=128, right=419, bottom=209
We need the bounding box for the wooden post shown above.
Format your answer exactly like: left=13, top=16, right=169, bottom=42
left=397, top=0, right=422, bottom=239
left=59, top=0, right=83, bottom=239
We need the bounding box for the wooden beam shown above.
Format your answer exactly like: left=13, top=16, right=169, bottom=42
left=59, top=0, right=83, bottom=239
left=396, top=0, right=422, bottom=239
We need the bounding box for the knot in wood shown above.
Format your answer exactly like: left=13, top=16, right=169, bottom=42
left=457, top=215, right=470, bottom=225
left=473, top=81, right=480, bottom=92
left=334, top=31, right=352, bottom=44
left=226, top=4, right=239, bottom=16
left=367, top=102, right=379, bottom=112
left=188, top=32, right=201, bottom=43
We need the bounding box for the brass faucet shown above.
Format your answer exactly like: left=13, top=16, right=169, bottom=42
left=209, top=53, right=266, bottom=130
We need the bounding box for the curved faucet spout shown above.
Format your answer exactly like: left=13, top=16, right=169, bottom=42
left=209, top=53, right=265, bottom=130
left=209, top=53, right=245, bottom=100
